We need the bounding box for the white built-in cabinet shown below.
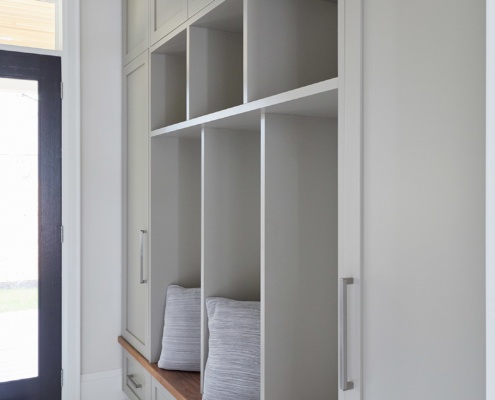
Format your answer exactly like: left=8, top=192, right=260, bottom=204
left=122, top=51, right=150, bottom=358
left=123, top=348, right=152, bottom=400
left=124, top=0, right=149, bottom=65
left=122, top=0, right=363, bottom=399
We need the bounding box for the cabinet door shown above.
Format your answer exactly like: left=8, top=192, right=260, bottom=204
left=124, top=0, right=148, bottom=65
left=123, top=349, right=152, bottom=400
left=151, top=0, right=187, bottom=46
left=123, top=51, right=150, bottom=358
left=188, top=0, right=213, bottom=17
left=151, top=377, right=176, bottom=400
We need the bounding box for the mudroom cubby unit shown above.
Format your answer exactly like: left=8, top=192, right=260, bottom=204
left=122, top=0, right=362, bottom=399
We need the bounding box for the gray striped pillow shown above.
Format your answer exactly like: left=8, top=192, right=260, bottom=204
left=158, top=285, right=201, bottom=371
left=203, top=297, right=260, bottom=400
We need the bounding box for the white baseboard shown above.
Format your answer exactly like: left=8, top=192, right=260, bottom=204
left=81, top=369, right=128, bottom=400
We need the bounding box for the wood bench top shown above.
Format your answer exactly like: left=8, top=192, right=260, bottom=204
left=118, top=336, right=202, bottom=400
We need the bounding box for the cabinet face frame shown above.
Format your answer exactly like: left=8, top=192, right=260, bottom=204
left=122, top=51, right=150, bottom=359
left=123, top=0, right=149, bottom=66
left=337, top=0, right=363, bottom=399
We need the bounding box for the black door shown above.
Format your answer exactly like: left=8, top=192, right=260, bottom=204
left=0, top=50, right=62, bottom=400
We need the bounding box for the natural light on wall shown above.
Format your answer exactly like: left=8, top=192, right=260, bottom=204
left=0, top=0, right=60, bottom=50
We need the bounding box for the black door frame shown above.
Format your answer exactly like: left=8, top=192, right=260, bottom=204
left=0, top=50, right=62, bottom=400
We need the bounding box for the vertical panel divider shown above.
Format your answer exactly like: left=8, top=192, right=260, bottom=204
left=186, top=26, right=192, bottom=121
left=242, top=0, right=248, bottom=104
left=260, top=113, right=266, bottom=400
left=200, top=127, right=206, bottom=393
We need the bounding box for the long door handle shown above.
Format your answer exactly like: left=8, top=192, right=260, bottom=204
left=340, top=277, right=354, bottom=391
left=126, top=374, right=142, bottom=389
left=139, top=229, right=147, bottom=284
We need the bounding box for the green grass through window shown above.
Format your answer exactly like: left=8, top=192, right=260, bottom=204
left=0, top=288, right=38, bottom=313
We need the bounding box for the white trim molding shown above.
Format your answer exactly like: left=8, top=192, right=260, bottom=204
left=0, top=43, right=62, bottom=57
left=61, top=0, right=81, bottom=398
left=0, top=0, right=81, bottom=398
left=338, top=0, right=363, bottom=398
left=487, top=0, right=495, bottom=397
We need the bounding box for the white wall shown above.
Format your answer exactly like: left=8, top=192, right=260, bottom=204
left=80, top=0, right=123, bottom=396
left=487, top=0, right=495, bottom=397
left=362, top=0, right=486, bottom=399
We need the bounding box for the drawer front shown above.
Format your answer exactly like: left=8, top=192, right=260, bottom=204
left=152, top=377, right=176, bottom=400
left=123, top=349, right=151, bottom=400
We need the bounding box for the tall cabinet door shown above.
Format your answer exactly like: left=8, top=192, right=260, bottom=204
left=123, top=51, right=150, bottom=358
left=124, top=0, right=148, bottom=65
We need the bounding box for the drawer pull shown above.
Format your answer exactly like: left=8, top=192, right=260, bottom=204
left=127, top=374, right=142, bottom=389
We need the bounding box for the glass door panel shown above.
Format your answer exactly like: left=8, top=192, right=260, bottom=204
left=0, top=77, right=39, bottom=383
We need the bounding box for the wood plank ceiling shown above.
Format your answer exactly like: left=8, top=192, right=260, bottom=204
left=0, top=0, right=56, bottom=50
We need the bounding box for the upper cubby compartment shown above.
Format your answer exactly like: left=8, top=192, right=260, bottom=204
left=150, top=30, right=188, bottom=130
left=245, top=0, right=338, bottom=102
left=188, top=0, right=244, bottom=119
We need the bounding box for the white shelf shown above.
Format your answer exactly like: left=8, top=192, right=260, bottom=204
left=150, top=78, right=338, bottom=138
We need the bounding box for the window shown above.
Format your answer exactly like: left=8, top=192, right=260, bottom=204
left=0, top=0, right=61, bottom=50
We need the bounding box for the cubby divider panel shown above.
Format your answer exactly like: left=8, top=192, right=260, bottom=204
left=245, top=0, right=338, bottom=102
left=151, top=31, right=188, bottom=130
left=149, top=135, right=202, bottom=362
left=201, top=127, right=261, bottom=386
left=261, top=114, right=338, bottom=400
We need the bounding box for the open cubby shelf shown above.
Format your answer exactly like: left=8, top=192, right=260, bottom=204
left=151, top=78, right=338, bottom=138
left=149, top=0, right=338, bottom=133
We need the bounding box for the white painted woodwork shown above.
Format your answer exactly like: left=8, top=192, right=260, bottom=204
left=362, top=0, right=485, bottom=398
left=123, top=348, right=152, bottom=400
left=123, top=52, right=150, bottom=357
left=201, top=128, right=261, bottom=385
left=150, top=31, right=187, bottom=129
left=244, top=0, right=338, bottom=102
left=188, top=26, right=243, bottom=119
left=124, top=0, right=148, bottom=65
left=338, top=0, right=362, bottom=397
left=151, top=377, right=176, bottom=400
left=151, top=0, right=187, bottom=47
left=149, top=136, right=202, bottom=362
left=261, top=114, right=338, bottom=400
left=488, top=1, right=495, bottom=397
left=188, top=0, right=213, bottom=18
left=151, top=78, right=338, bottom=138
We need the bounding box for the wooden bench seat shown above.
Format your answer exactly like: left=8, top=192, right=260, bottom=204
left=118, top=336, right=202, bottom=400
